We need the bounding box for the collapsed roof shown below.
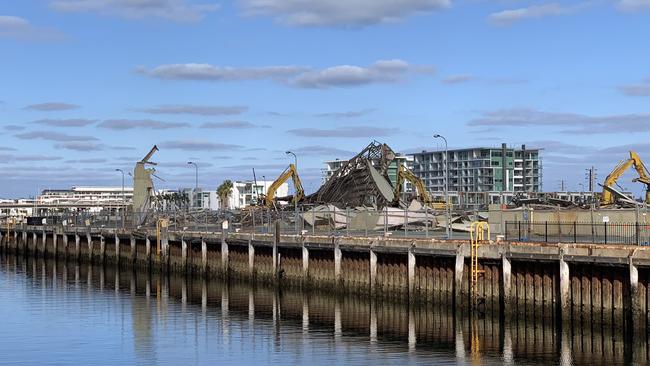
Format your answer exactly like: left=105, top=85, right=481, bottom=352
left=303, top=141, right=399, bottom=209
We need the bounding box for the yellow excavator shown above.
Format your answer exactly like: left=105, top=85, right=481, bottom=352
left=264, top=163, right=305, bottom=207
left=601, top=150, right=650, bottom=205
left=394, top=164, right=447, bottom=209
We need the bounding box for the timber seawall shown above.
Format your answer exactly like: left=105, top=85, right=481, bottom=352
left=1, top=224, right=650, bottom=334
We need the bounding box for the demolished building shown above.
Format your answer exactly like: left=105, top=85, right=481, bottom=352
left=303, top=141, right=400, bottom=209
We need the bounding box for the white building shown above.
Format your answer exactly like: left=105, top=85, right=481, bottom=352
left=175, top=188, right=217, bottom=210
left=322, top=159, right=346, bottom=183
left=38, top=186, right=133, bottom=205
left=226, top=180, right=289, bottom=209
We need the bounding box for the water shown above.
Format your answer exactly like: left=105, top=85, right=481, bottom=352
left=0, top=254, right=644, bottom=365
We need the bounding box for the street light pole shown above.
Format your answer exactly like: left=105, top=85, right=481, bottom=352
left=434, top=134, right=451, bottom=239
left=286, top=151, right=298, bottom=233
left=262, top=175, right=266, bottom=197
left=187, top=162, right=198, bottom=208
left=115, top=169, right=125, bottom=229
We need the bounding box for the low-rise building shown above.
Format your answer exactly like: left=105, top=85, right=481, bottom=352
left=226, top=180, right=288, bottom=209
left=38, top=186, right=133, bottom=205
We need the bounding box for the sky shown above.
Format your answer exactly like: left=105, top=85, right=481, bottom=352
left=1, top=0, right=650, bottom=198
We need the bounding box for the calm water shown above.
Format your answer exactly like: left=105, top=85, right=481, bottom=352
left=0, top=254, right=645, bottom=365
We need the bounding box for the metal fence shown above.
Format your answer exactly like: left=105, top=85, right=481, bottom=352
left=238, top=206, right=452, bottom=239
left=505, top=221, right=650, bottom=245
left=1, top=206, right=457, bottom=239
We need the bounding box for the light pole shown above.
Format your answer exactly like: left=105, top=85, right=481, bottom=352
left=262, top=175, right=266, bottom=199
left=285, top=151, right=298, bottom=232
left=115, top=168, right=125, bottom=229
left=286, top=151, right=297, bottom=169
left=187, top=161, right=198, bottom=208
left=433, top=134, right=451, bottom=239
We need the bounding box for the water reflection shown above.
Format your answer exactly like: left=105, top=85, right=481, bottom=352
left=0, top=254, right=646, bottom=366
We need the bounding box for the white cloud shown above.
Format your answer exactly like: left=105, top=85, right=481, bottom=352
left=134, top=104, right=248, bottom=115
left=287, top=125, right=399, bottom=137
left=619, top=77, right=650, bottom=96
left=55, top=142, right=106, bottom=151
left=315, top=109, right=375, bottom=118
left=162, top=140, right=244, bottom=151
left=442, top=74, right=476, bottom=84
left=141, top=59, right=433, bottom=88
left=0, top=15, right=62, bottom=41
left=617, top=0, right=650, bottom=11
left=239, top=0, right=450, bottom=26
left=50, top=0, right=219, bottom=22
left=24, top=102, right=79, bottom=111
left=15, top=131, right=98, bottom=141
left=468, top=108, right=650, bottom=134
left=140, top=64, right=307, bottom=81
left=489, top=3, right=577, bottom=25
left=34, top=119, right=96, bottom=127
left=200, top=121, right=262, bottom=129
left=98, top=119, right=190, bottom=129
left=291, top=60, right=432, bottom=88
left=289, top=146, right=356, bottom=157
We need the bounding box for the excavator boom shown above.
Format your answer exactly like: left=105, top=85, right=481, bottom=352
left=394, top=164, right=434, bottom=206
left=265, top=164, right=304, bottom=207
left=602, top=150, right=650, bottom=205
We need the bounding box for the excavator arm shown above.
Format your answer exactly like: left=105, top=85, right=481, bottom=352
left=602, top=151, right=650, bottom=205
left=394, top=164, right=432, bottom=205
left=265, top=164, right=304, bottom=207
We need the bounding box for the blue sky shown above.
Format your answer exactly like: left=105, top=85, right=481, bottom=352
left=1, top=0, right=650, bottom=198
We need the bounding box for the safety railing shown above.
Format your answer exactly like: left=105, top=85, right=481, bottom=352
left=505, top=221, right=650, bottom=245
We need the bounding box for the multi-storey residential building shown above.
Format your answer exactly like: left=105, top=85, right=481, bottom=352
left=408, top=144, right=542, bottom=208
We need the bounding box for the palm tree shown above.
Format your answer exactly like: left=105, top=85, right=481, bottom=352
left=217, top=180, right=233, bottom=210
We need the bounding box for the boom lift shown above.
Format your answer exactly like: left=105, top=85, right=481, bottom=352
left=601, top=150, right=650, bottom=205
left=264, top=164, right=305, bottom=207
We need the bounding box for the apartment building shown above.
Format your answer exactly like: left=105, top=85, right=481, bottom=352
left=408, top=144, right=542, bottom=208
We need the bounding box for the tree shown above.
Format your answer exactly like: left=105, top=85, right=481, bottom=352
left=217, top=180, right=233, bottom=210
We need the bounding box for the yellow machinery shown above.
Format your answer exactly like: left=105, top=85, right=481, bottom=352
left=470, top=221, right=490, bottom=307
left=601, top=151, right=650, bottom=205
left=469, top=221, right=489, bottom=359
left=394, top=164, right=448, bottom=209
left=395, top=164, right=431, bottom=205
left=264, top=164, right=304, bottom=207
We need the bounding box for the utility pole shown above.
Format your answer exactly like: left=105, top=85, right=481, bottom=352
left=434, top=134, right=451, bottom=239
left=115, top=169, right=125, bottom=229
left=285, top=151, right=298, bottom=233
left=586, top=166, right=597, bottom=193
left=187, top=161, right=199, bottom=208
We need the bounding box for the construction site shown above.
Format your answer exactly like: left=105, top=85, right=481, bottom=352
left=120, top=141, right=650, bottom=242
left=2, top=140, right=650, bottom=243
